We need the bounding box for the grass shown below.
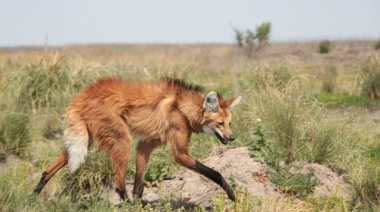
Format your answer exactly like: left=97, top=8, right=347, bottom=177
left=269, top=166, right=319, bottom=197
left=355, top=55, right=380, bottom=100
left=0, top=41, right=379, bottom=211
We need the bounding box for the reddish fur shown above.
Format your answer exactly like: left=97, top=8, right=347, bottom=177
left=34, top=77, right=239, bottom=201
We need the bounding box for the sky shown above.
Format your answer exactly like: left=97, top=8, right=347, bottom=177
left=1, top=0, right=379, bottom=47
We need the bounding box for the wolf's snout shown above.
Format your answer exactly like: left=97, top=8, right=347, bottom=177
left=228, top=135, right=235, bottom=141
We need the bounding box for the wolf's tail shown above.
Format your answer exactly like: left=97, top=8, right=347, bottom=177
left=64, top=110, right=90, bottom=173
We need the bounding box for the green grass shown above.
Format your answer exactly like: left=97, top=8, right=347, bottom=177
left=269, top=166, right=319, bottom=197
left=316, top=92, right=380, bottom=110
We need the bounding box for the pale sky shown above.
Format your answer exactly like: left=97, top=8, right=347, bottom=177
left=1, top=0, right=379, bottom=47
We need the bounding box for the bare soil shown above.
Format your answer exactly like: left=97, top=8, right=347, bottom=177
left=101, top=146, right=352, bottom=208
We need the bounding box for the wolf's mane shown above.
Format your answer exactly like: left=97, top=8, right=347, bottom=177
left=162, top=77, right=205, bottom=93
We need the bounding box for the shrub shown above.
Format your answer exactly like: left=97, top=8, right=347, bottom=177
left=318, top=40, right=331, bottom=54
left=374, top=39, right=380, bottom=50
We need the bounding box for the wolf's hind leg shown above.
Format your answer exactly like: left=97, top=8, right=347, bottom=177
left=96, top=119, right=132, bottom=201
left=34, top=150, right=69, bottom=194
left=132, top=140, right=161, bottom=199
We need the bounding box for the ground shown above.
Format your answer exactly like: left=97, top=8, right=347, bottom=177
left=99, top=146, right=352, bottom=208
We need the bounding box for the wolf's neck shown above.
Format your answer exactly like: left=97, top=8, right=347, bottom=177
left=177, top=94, right=204, bottom=133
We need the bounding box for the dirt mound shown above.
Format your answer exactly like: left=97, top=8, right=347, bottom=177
left=293, top=161, right=352, bottom=200
left=101, top=147, right=351, bottom=207
left=143, top=147, right=280, bottom=206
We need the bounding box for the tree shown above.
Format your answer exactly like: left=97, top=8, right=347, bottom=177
left=234, top=28, right=244, bottom=47
left=255, top=22, right=271, bottom=47
left=234, top=22, right=272, bottom=57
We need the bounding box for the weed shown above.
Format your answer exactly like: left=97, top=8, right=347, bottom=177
left=229, top=174, right=237, bottom=191
left=144, top=163, right=172, bottom=187
left=270, top=166, right=319, bottom=197
left=248, top=118, right=266, bottom=157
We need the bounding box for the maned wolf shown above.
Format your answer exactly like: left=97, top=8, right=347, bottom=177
left=34, top=77, right=242, bottom=202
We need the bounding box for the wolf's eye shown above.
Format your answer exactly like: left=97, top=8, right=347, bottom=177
left=217, top=121, right=224, bottom=125
left=229, top=122, right=232, bottom=126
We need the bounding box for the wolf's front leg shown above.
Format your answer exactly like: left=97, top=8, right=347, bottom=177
left=173, top=152, right=236, bottom=201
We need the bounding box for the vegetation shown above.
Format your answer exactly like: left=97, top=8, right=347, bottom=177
left=355, top=55, right=380, bottom=99
left=234, top=22, right=271, bottom=57
left=269, top=167, right=319, bottom=197
left=318, top=40, right=331, bottom=54
left=375, top=39, right=380, bottom=50
left=0, top=41, right=379, bottom=211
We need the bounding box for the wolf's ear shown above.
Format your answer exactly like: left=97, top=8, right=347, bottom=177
left=203, top=91, right=219, bottom=112
left=229, top=96, right=242, bottom=112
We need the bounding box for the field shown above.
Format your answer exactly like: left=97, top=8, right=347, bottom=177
left=0, top=41, right=379, bottom=211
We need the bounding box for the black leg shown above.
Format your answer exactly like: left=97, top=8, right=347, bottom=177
left=195, top=161, right=236, bottom=201
left=33, top=172, right=48, bottom=194
left=115, top=181, right=127, bottom=200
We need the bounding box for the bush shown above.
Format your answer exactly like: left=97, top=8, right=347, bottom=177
left=374, top=40, right=380, bottom=50
left=318, top=40, right=331, bottom=54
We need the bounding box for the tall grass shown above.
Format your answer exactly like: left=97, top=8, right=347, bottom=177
left=242, top=73, right=319, bottom=164
left=0, top=109, right=30, bottom=156
left=239, top=67, right=380, bottom=208
left=355, top=55, right=380, bottom=100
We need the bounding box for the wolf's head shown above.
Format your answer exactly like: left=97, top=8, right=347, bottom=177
left=202, top=91, right=242, bottom=145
